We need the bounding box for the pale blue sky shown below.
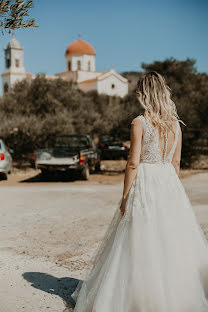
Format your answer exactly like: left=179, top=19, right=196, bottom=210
left=0, top=0, right=207, bottom=95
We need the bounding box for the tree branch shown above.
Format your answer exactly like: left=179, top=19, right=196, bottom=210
left=0, top=0, right=37, bottom=33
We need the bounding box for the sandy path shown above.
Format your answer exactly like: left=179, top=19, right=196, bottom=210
left=0, top=172, right=207, bottom=311
left=0, top=182, right=121, bottom=312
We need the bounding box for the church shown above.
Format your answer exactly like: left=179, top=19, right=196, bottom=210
left=1, top=36, right=128, bottom=97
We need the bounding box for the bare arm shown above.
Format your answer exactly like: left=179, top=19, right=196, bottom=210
left=120, top=118, right=143, bottom=215
left=171, top=125, right=182, bottom=176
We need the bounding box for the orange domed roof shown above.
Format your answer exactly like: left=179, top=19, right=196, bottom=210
left=65, top=39, right=96, bottom=56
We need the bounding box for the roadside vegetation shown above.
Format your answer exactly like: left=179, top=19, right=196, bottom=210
left=0, top=58, right=207, bottom=168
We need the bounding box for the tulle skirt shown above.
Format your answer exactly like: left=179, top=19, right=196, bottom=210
left=72, top=162, right=208, bottom=312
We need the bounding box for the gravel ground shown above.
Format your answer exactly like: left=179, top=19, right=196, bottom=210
left=0, top=167, right=207, bottom=312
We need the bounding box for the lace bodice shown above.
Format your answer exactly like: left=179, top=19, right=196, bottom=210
left=137, top=115, right=180, bottom=164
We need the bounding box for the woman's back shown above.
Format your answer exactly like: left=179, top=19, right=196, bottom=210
left=137, top=115, right=180, bottom=165
left=72, top=71, right=208, bottom=312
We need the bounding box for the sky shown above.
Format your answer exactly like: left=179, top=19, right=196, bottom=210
left=0, top=0, right=207, bottom=95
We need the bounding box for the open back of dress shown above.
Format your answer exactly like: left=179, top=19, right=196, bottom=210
left=137, top=115, right=180, bottom=164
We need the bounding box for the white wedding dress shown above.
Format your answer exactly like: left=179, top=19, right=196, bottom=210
left=72, top=115, right=208, bottom=312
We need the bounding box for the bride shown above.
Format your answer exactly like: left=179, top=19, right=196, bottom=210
left=72, top=71, right=208, bottom=311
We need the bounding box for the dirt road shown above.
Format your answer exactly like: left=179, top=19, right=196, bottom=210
left=0, top=170, right=207, bottom=312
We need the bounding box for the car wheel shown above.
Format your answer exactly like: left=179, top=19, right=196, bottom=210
left=95, top=161, right=101, bottom=172
left=89, top=166, right=95, bottom=174
left=80, top=165, right=90, bottom=180
left=41, top=169, right=49, bottom=176
left=0, top=173, right=8, bottom=180
left=119, top=156, right=125, bottom=160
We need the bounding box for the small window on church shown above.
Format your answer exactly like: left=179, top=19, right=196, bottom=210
left=111, top=84, right=115, bottom=89
left=6, top=58, right=10, bottom=68
left=15, top=59, right=20, bottom=67
left=88, top=61, right=91, bottom=71
left=68, top=61, right=71, bottom=71
left=4, top=83, right=9, bottom=93
left=77, top=60, right=81, bottom=70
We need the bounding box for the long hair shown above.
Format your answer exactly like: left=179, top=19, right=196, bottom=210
left=136, top=71, right=182, bottom=133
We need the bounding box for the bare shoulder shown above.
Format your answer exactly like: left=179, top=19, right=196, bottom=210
left=131, top=116, right=143, bottom=128
left=130, top=117, right=143, bottom=138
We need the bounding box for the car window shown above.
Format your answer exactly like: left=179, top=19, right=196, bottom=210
left=101, top=136, right=114, bottom=142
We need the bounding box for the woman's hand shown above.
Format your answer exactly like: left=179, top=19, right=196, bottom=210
left=120, top=198, right=127, bottom=216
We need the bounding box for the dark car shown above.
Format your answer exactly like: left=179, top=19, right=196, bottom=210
left=99, top=136, right=129, bottom=160
left=34, top=135, right=100, bottom=180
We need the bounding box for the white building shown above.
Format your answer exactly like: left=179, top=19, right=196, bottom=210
left=1, top=37, right=27, bottom=93
left=1, top=37, right=128, bottom=97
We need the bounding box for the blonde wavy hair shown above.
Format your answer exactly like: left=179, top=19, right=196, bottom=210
left=136, top=71, right=181, bottom=134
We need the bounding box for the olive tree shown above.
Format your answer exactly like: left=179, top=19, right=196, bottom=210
left=0, top=0, right=37, bottom=33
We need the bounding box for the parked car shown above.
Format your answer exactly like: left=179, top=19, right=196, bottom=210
left=99, top=136, right=129, bottom=160
left=34, top=135, right=100, bottom=180
left=0, top=139, right=13, bottom=180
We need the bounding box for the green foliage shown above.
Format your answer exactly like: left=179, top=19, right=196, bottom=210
left=0, top=58, right=207, bottom=168
left=0, top=76, right=131, bottom=158
left=0, top=0, right=37, bottom=33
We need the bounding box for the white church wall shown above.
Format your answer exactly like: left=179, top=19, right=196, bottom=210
left=65, top=54, right=95, bottom=72
left=78, top=80, right=97, bottom=92
left=79, top=55, right=95, bottom=71
left=77, top=71, right=102, bottom=82
left=4, top=49, right=25, bottom=74
left=97, top=75, right=128, bottom=98
left=56, top=71, right=77, bottom=82
left=10, top=49, right=25, bottom=73
left=1, top=74, right=10, bottom=94
left=65, top=55, right=81, bottom=71
left=83, top=54, right=96, bottom=71
left=1, top=72, right=27, bottom=93
left=10, top=73, right=27, bottom=85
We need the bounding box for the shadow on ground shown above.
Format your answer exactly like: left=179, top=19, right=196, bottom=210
left=22, top=272, right=81, bottom=309
left=20, top=171, right=78, bottom=183
left=19, top=169, right=124, bottom=183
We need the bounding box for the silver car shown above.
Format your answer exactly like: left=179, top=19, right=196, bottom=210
left=0, top=139, right=13, bottom=180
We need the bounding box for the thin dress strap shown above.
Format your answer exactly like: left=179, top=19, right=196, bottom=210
left=166, top=120, right=180, bottom=162
left=163, top=129, right=168, bottom=162
left=136, top=115, right=146, bottom=128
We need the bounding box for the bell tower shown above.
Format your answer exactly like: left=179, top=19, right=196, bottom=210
left=1, top=36, right=26, bottom=94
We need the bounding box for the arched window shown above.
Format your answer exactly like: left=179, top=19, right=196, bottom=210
left=15, top=59, right=19, bottom=67
left=4, top=83, right=9, bottom=93
left=111, top=83, right=115, bottom=89
left=68, top=61, right=71, bottom=71
left=88, top=61, right=91, bottom=71
left=6, top=58, right=11, bottom=68
left=77, top=60, right=81, bottom=70
left=5, top=51, right=11, bottom=68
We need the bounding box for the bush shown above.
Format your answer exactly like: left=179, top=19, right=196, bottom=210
left=0, top=59, right=207, bottom=168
